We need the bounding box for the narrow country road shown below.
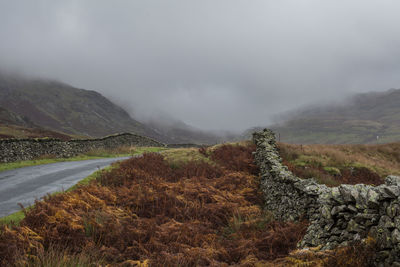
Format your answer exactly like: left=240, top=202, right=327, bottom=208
left=0, top=157, right=129, bottom=217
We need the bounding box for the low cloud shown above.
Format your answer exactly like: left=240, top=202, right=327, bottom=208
left=1, top=0, right=400, bottom=131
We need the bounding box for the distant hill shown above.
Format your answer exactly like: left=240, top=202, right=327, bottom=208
left=268, top=89, right=400, bottom=144
left=145, top=114, right=223, bottom=145
left=0, top=73, right=164, bottom=139
left=0, top=73, right=219, bottom=144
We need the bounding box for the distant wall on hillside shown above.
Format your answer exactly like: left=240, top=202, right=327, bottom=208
left=253, top=129, right=400, bottom=266
left=0, top=133, right=164, bottom=163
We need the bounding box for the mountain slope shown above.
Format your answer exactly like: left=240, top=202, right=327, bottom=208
left=0, top=106, right=34, bottom=128
left=270, top=89, right=400, bottom=144
left=145, top=114, right=222, bottom=145
left=0, top=73, right=221, bottom=144
left=0, top=73, right=168, bottom=141
left=0, top=106, right=75, bottom=140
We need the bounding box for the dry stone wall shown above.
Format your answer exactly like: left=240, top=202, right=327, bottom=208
left=253, top=129, right=400, bottom=266
left=0, top=133, right=164, bottom=163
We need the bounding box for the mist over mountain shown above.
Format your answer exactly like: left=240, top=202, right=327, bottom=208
left=1, top=1, right=400, bottom=132
left=262, top=89, right=400, bottom=144
left=0, top=73, right=152, bottom=136
left=0, top=73, right=222, bottom=144
left=1, top=1, right=400, bottom=144
left=142, top=113, right=221, bottom=144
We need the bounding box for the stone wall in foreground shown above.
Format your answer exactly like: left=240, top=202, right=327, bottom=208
left=0, top=133, right=164, bottom=163
left=253, top=129, right=400, bottom=266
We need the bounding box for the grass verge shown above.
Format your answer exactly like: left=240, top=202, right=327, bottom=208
left=0, top=146, right=167, bottom=173
left=0, top=210, right=26, bottom=227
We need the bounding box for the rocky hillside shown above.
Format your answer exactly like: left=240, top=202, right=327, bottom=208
left=0, top=73, right=223, bottom=144
left=0, top=106, right=74, bottom=140
left=0, top=107, right=34, bottom=127
left=268, top=89, right=400, bottom=144
left=0, top=73, right=163, bottom=139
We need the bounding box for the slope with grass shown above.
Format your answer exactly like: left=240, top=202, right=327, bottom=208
left=0, top=124, right=76, bottom=140
left=277, top=141, right=400, bottom=187
left=0, top=106, right=74, bottom=140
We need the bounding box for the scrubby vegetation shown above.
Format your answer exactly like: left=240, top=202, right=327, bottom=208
left=278, top=142, right=400, bottom=186
left=0, top=143, right=379, bottom=266
left=0, top=144, right=304, bottom=266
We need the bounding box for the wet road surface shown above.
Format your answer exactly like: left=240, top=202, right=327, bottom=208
left=0, top=157, right=129, bottom=217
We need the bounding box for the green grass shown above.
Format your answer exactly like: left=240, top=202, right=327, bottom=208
left=160, top=142, right=252, bottom=168
left=323, top=166, right=342, bottom=176
left=0, top=210, right=26, bottom=227
left=14, top=246, right=106, bottom=267
left=0, top=146, right=167, bottom=173
left=160, top=147, right=211, bottom=168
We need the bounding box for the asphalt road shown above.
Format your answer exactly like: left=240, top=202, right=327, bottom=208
left=0, top=157, right=129, bottom=217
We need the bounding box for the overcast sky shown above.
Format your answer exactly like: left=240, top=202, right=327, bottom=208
left=1, top=0, right=400, bottom=132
